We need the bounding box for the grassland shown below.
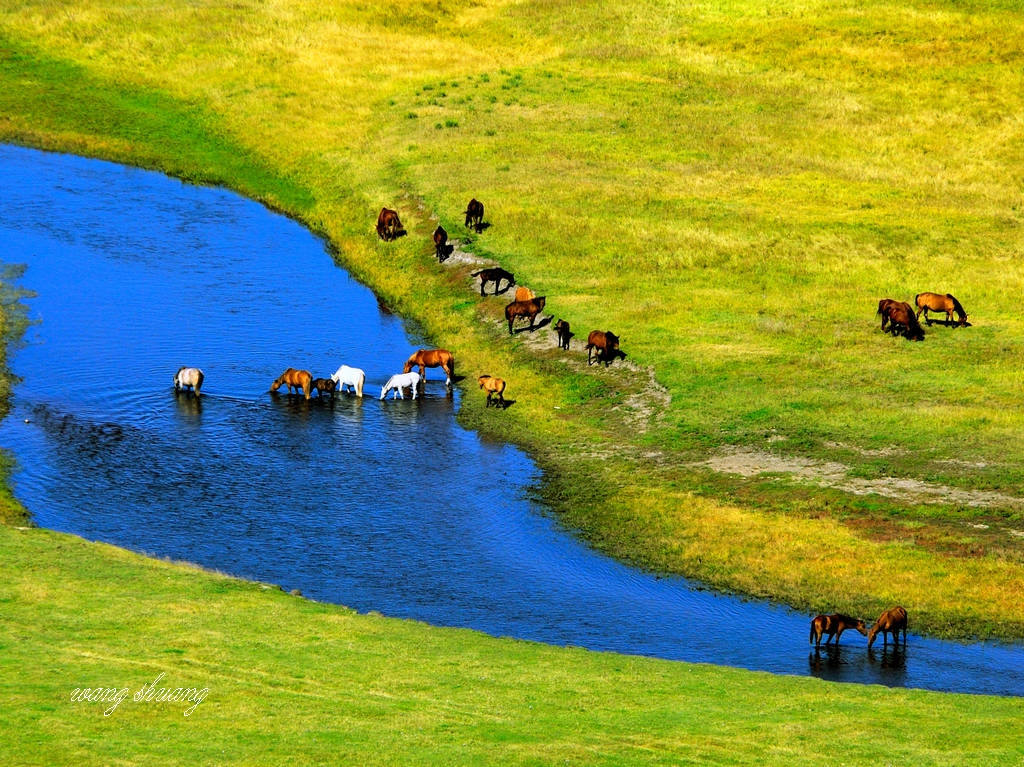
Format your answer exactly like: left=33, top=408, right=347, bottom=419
left=2, top=523, right=1023, bottom=766
left=1, top=0, right=1023, bottom=641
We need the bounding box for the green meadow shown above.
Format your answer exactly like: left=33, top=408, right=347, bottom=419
left=2, top=0, right=1024, bottom=761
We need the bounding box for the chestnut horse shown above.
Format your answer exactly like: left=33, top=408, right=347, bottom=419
left=270, top=368, right=313, bottom=400
left=505, top=296, right=546, bottom=334
left=877, top=299, right=925, bottom=341
left=586, top=330, right=626, bottom=366
left=311, top=378, right=337, bottom=398
left=478, top=375, right=507, bottom=408
left=403, top=349, right=455, bottom=387
left=464, top=198, right=484, bottom=231
left=173, top=366, right=204, bottom=397
left=376, top=207, right=402, bottom=241
left=867, top=606, right=908, bottom=649
left=472, top=267, right=515, bottom=296
left=809, top=614, right=868, bottom=649
left=915, top=292, right=968, bottom=326
left=433, top=225, right=448, bottom=261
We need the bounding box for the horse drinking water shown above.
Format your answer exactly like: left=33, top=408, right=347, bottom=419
left=380, top=371, right=421, bottom=400
left=867, top=606, right=908, bottom=649
left=311, top=378, right=337, bottom=399
left=403, top=349, right=455, bottom=387
left=173, top=367, right=204, bottom=397
left=270, top=368, right=313, bottom=400
left=330, top=364, right=365, bottom=397
left=809, top=614, right=867, bottom=649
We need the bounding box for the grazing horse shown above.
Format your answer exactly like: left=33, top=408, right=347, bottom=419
left=809, top=614, right=868, bottom=649
left=433, top=225, right=448, bottom=261
left=270, top=368, right=313, bottom=400
left=380, top=371, right=420, bottom=400
left=554, top=318, right=573, bottom=350
left=505, top=296, right=546, bottom=334
left=376, top=207, right=402, bottom=241
left=478, top=375, right=507, bottom=408
left=403, top=349, right=455, bottom=387
left=464, top=198, right=484, bottom=231
left=472, top=267, right=515, bottom=296
left=878, top=300, right=925, bottom=341
left=173, top=366, right=204, bottom=397
left=867, top=606, right=908, bottom=649
left=311, top=378, right=337, bottom=398
left=513, top=286, right=535, bottom=302
left=915, top=292, right=968, bottom=326
left=330, top=364, right=365, bottom=397
left=586, top=330, right=626, bottom=366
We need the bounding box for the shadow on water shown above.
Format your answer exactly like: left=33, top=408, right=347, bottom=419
left=1, top=144, right=1023, bottom=697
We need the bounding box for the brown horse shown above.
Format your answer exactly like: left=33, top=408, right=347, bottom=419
left=915, top=292, right=968, bottom=326
left=878, top=299, right=925, bottom=341
left=376, top=207, right=402, bottom=241
left=270, top=368, right=313, bottom=399
left=472, top=267, right=515, bottom=296
left=464, top=198, right=484, bottom=232
left=505, top=296, right=546, bottom=334
left=554, top=318, right=573, bottom=350
left=311, top=377, right=337, bottom=399
left=867, top=606, right=908, bottom=649
left=403, top=349, right=455, bottom=387
left=586, top=330, right=626, bottom=366
left=432, top=225, right=448, bottom=261
left=809, top=614, right=868, bottom=649
left=478, top=375, right=507, bottom=408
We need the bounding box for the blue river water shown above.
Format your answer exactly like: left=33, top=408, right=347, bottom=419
left=1, top=143, right=1021, bottom=696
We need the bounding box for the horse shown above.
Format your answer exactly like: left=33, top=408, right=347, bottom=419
left=586, top=330, right=626, bottom=366
left=478, top=375, right=507, bottom=408
left=173, top=366, right=204, bottom=397
left=472, top=267, right=515, bottom=296
left=376, top=207, right=402, bottom=241
left=867, top=606, right=908, bottom=649
left=433, top=225, right=448, bottom=261
left=403, top=349, right=455, bottom=387
left=513, top=285, right=535, bottom=302
left=809, top=614, right=868, bottom=649
left=380, top=371, right=420, bottom=400
left=554, top=318, right=573, bottom=350
left=878, top=300, right=925, bottom=341
left=311, top=378, right=337, bottom=399
left=915, top=292, right=968, bottom=326
left=505, top=296, right=546, bottom=335
left=270, top=368, right=313, bottom=399
left=330, top=364, right=365, bottom=397
left=464, top=198, right=484, bottom=231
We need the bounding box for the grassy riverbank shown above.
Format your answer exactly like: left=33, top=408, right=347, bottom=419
left=2, top=523, right=1023, bottom=766
left=1, top=0, right=1023, bottom=640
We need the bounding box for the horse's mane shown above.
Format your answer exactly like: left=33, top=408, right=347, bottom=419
left=946, top=293, right=966, bottom=316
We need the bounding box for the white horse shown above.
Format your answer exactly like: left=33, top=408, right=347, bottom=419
left=330, top=364, right=365, bottom=397
left=173, top=366, right=204, bottom=396
left=380, top=371, right=420, bottom=400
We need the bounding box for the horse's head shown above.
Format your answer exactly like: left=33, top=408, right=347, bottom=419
left=402, top=360, right=414, bottom=374
left=853, top=619, right=868, bottom=636
left=269, top=376, right=284, bottom=392
left=606, top=331, right=620, bottom=348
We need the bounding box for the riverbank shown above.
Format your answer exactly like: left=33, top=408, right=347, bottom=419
left=1, top=0, right=1023, bottom=641
left=3, top=523, right=1022, bottom=766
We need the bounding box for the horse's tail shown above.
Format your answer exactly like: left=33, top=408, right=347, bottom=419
left=195, top=370, right=204, bottom=396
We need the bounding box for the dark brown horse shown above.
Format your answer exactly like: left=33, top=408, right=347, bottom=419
left=472, top=267, right=515, bottom=296
left=915, top=292, right=968, bottom=326
left=478, top=375, right=507, bottom=408
left=867, top=606, right=908, bottom=649
left=311, top=377, right=338, bottom=398
left=403, top=349, right=455, bottom=387
left=878, top=299, right=925, bottom=341
left=270, top=368, right=313, bottom=400
left=554, top=318, right=573, bottom=350
left=376, top=207, right=402, bottom=241
left=505, top=296, right=546, bottom=334
left=809, top=614, right=868, bottom=649
left=585, top=330, right=626, bottom=366
left=464, top=198, right=484, bottom=232
left=432, top=225, right=448, bottom=261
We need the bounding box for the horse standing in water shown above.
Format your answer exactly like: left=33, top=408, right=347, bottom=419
left=867, top=606, right=908, bottom=649
left=403, top=349, right=455, bottom=387
left=380, top=371, right=421, bottom=400
left=330, top=364, right=365, bottom=397
left=173, top=367, right=204, bottom=397
left=270, top=368, right=313, bottom=400
left=311, top=378, right=338, bottom=399
left=915, top=292, right=968, bottom=326
left=809, top=614, right=867, bottom=649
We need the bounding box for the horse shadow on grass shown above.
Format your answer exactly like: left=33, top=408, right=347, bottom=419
left=923, top=318, right=972, bottom=328
left=512, top=315, right=553, bottom=335
left=436, top=243, right=455, bottom=262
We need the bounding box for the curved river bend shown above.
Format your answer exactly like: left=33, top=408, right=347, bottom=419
left=2, top=144, right=1022, bottom=697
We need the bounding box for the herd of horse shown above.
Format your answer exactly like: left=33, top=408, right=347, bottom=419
left=810, top=606, right=909, bottom=650
left=878, top=292, right=969, bottom=341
